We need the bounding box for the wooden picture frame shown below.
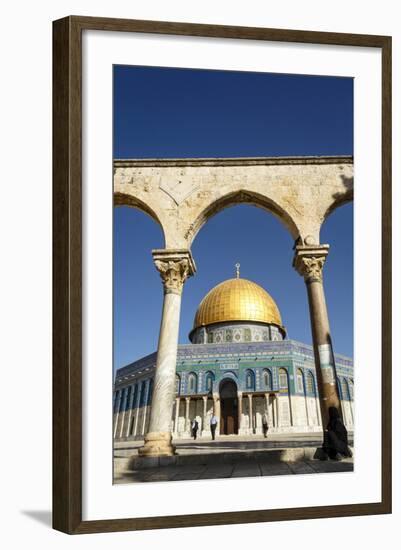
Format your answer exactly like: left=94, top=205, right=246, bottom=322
left=53, top=15, right=392, bottom=534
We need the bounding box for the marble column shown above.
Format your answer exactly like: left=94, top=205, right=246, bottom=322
left=202, top=395, right=208, bottom=434
left=185, top=397, right=191, bottom=435
left=213, top=393, right=221, bottom=435
left=138, top=249, right=196, bottom=457
left=174, top=397, right=180, bottom=435
left=237, top=391, right=243, bottom=432
left=293, top=244, right=342, bottom=431
left=248, top=394, right=253, bottom=434
left=264, top=393, right=270, bottom=424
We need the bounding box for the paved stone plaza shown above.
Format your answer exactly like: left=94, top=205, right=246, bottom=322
left=114, top=434, right=354, bottom=484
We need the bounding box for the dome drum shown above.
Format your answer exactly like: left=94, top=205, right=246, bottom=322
left=189, top=321, right=285, bottom=344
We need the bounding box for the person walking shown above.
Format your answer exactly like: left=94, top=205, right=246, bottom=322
left=262, top=411, right=269, bottom=438
left=210, top=413, right=218, bottom=440
left=191, top=418, right=199, bottom=440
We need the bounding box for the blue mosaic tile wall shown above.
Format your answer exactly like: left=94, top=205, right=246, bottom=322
left=114, top=339, right=354, bottom=404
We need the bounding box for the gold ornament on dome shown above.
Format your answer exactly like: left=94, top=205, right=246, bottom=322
left=193, top=277, right=283, bottom=329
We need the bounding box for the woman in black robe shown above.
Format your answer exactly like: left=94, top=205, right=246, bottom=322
left=323, top=406, right=353, bottom=460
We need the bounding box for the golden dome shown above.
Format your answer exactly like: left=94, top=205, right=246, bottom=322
left=193, top=278, right=283, bottom=330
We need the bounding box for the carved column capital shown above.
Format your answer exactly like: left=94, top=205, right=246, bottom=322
left=293, top=244, right=330, bottom=283
left=152, top=249, right=196, bottom=295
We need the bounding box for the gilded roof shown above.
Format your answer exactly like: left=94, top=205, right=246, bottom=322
left=193, top=278, right=282, bottom=329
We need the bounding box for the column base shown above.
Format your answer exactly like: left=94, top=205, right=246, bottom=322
left=138, top=431, right=176, bottom=457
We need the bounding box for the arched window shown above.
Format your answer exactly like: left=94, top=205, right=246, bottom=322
left=205, top=371, right=214, bottom=393
left=245, top=369, right=255, bottom=390
left=341, top=377, right=350, bottom=400
left=262, top=369, right=272, bottom=390
left=278, top=368, right=288, bottom=390
left=306, top=372, right=316, bottom=395
left=175, top=374, right=181, bottom=395
left=244, top=328, right=251, bottom=342
left=296, top=368, right=304, bottom=393
left=187, top=372, right=197, bottom=394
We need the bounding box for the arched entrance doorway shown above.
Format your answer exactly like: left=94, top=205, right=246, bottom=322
left=219, top=379, right=238, bottom=435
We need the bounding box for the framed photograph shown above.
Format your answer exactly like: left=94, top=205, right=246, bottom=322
left=53, top=16, right=391, bottom=534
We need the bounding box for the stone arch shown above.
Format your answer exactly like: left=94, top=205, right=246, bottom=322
left=114, top=191, right=166, bottom=246
left=114, top=157, right=353, bottom=248
left=322, top=177, right=354, bottom=227
left=218, top=371, right=238, bottom=384
left=317, top=174, right=353, bottom=243
left=187, top=189, right=301, bottom=246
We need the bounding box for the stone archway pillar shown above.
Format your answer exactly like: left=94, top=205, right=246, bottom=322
left=293, top=244, right=342, bottom=432
left=138, top=249, right=196, bottom=457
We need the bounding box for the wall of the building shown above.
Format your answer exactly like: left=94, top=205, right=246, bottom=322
left=113, top=343, right=354, bottom=441
left=113, top=376, right=153, bottom=440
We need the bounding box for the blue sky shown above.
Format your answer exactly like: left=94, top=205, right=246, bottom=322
left=113, top=66, right=353, bottom=370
